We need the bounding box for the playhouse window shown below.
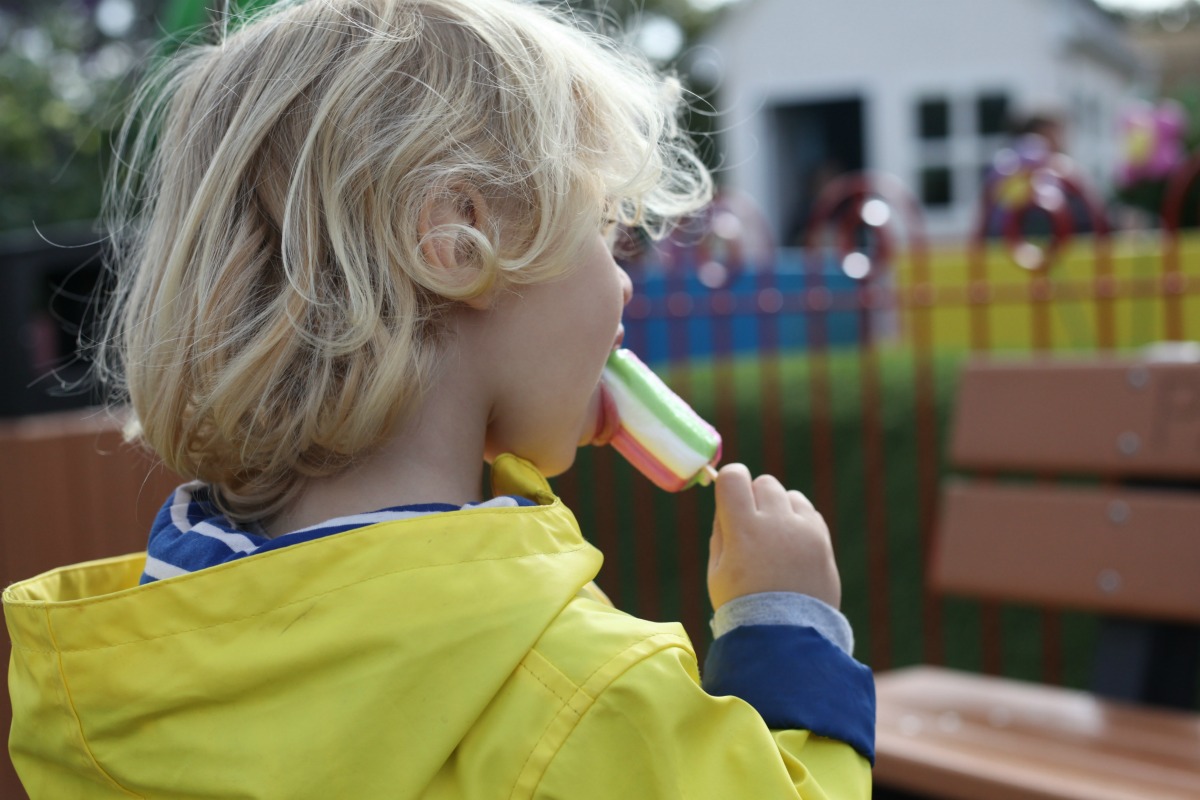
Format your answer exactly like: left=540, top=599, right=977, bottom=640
left=977, top=93, right=1010, bottom=136
left=918, top=97, right=950, bottom=140
left=920, top=166, right=953, bottom=207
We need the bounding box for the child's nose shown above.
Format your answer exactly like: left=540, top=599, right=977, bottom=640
left=618, top=267, right=633, bottom=307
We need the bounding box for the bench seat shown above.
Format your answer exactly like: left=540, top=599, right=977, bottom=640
left=876, top=665, right=1200, bottom=800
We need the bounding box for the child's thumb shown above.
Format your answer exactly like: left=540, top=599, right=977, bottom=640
left=713, top=463, right=754, bottom=524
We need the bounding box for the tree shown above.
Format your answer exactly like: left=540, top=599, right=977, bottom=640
left=0, top=1, right=161, bottom=233
left=0, top=0, right=733, bottom=233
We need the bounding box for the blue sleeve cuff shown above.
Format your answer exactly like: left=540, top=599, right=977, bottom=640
left=702, top=624, right=876, bottom=764
left=710, top=592, right=854, bottom=655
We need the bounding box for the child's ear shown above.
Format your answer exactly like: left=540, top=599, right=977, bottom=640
left=418, top=184, right=493, bottom=310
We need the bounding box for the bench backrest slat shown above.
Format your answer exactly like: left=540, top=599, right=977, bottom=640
left=933, top=481, right=1200, bottom=622
left=951, top=360, right=1200, bottom=479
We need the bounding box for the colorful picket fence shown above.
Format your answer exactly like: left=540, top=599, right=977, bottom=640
left=556, top=155, right=1200, bottom=687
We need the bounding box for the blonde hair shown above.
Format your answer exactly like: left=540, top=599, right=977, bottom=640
left=98, top=0, right=711, bottom=523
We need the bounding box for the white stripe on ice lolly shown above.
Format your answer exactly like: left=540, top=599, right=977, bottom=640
left=601, top=349, right=721, bottom=492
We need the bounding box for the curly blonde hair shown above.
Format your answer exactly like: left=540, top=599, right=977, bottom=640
left=97, top=0, right=711, bottom=523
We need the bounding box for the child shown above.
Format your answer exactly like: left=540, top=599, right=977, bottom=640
left=4, top=0, right=874, bottom=796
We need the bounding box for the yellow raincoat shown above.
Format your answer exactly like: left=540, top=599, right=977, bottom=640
left=6, top=455, right=871, bottom=798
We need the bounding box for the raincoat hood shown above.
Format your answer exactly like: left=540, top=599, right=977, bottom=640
left=5, top=455, right=602, bottom=798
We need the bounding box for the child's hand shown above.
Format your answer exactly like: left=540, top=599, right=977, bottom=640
left=707, top=463, right=841, bottom=611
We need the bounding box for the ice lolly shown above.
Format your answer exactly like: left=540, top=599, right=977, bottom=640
left=595, top=348, right=721, bottom=491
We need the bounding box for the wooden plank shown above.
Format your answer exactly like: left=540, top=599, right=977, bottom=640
left=81, top=427, right=176, bottom=558
left=932, top=481, right=1200, bottom=622
left=0, top=420, right=27, bottom=800
left=876, top=666, right=1200, bottom=800
left=0, top=406, right=128, bottom=442
left=950, top=359, right=1200, bottom=479
left=1, top=417, right=79, bottom=584
left=0, top=408, right=173, bottom=557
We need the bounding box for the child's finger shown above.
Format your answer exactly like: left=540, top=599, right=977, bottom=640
left=787, top=489, right=814, bottom=514
left=752, top=473, right=790, bottom=515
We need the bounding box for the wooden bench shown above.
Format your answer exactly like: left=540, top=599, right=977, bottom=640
left=874, top=355, right=1200, bottom=800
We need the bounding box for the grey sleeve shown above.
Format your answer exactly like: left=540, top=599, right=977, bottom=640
left=710, top=592, right=855, bottom=656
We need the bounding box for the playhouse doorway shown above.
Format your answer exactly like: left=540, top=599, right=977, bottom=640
left=771, top=97, right=866, bottom=246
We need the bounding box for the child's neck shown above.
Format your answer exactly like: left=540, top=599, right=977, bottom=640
left=263, top=344, right=490, bottom=537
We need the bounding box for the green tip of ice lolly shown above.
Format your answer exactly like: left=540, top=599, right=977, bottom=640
left=600, top=349, right=722, bottom=492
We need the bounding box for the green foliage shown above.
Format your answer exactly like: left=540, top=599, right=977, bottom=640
left=0, top=8, right=137, bottom=233
left=0, top=1, right=731, bottom=235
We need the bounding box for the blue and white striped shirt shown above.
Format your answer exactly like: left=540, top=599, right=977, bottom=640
left=140, top=481, right=534, bottom=584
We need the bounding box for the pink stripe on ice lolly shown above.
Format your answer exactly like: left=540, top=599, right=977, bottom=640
left=599, top=349, right=722, bottom=492
left=610, top=428, right=694, bottom=492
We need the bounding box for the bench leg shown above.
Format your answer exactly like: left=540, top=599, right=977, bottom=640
left=1091, top=617, right=1200, bottom=710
